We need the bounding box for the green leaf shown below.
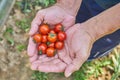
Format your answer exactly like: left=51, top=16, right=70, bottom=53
left=7, top=38, right=14, bottom=46
left=32, top=71, right=48, bottom=80
left=16, top=44, right=26, bottom=51
left=0, top=37, right=3, bottom=41
left=39, top=50, right=43, bottom=55
left=5, top=27, right=13, bottom=34
left=16, top=19, right=30, bottom=32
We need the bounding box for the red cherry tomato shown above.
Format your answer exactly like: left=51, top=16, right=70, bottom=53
left=47, top=33, right=57, bottom=43
left=42, top=35, right=47, bottom=43
left=46, top=48, right=56, bottom=57
left=47, top=42, right=55, bottom=48
left=39, top=24, right=50, bottom=35
left=33, top=34, right=42, bottom=43
left=58, top=31, right=66, bottom=41
left=49, top=29, right=56, bottom=34
left=55, top=41, right=64, bottom=50
left=54, top=23, right=64, bottom=33
left=38, top=43, right=47, bottom=54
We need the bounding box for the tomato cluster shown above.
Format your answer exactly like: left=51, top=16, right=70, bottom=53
left=33, top=23, right=66, bottom=57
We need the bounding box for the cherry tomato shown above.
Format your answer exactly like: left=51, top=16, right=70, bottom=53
left=42, top=35, right=47, bottom=43
left=38, top=43, right=47, bottom=54
left=39, top=24, right=50, bottom=35
left=49, top=29, right=56, bottom=34
left=47, top=33, right=57, bottom=43
left=33, top=34, right=42, bottom=43
left=54, top=23, right=64, bottom=33
left=46, top=48, right=56, bottom=57
left=47, top=42, right=55, bottom=48
left=58, top=31, right=66, bottom=41
left=55, top=41, right=64, bottom=50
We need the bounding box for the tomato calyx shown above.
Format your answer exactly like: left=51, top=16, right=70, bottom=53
left=39, top=50, right=43, bottom=55
left=47, top=41, right=51, bottom=45
left=33, top=39, right=36, bottom=43
left=49, top=33, right=56, bottom=37
left=54, top=49, right=57, bottom=55
left=61, top=26, right=64, bottom=31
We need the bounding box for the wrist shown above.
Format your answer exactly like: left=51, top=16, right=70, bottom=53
left=74, top=23, right=96, bottom=43
left=54, top=3, right=76, bottom=16
left=81, top=4, right=120, bottom=41
left=55, top=0, right=82, bottom=16
left=80, top=18, right=101, bottom=42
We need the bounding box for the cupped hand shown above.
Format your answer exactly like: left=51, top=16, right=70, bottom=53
left=27, top=5, right=75, bottom=71
left=29, top=23, right=95, bottom=77
left=63, top=24, right=94, bottom=77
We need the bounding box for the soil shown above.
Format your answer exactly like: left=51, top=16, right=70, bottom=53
left=0, top=7, right=33, bottom=80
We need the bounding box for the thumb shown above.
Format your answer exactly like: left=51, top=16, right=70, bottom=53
left=64, top=55, right=87, bottom=77
left=29, top=11, right=44, bottom=35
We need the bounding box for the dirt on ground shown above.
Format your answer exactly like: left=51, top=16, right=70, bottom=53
left=0, top=8, right=33, bottom=80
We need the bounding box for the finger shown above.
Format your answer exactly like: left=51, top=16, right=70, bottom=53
left=39, top=54, right=58, bottom=60
left=27, top=37, right=37, bottom=56
left=39, top=56, right=56, bottom=63
left=38, top=55, right=47, bottom=59
left=38, top=59, right=67, bottom=72
left=31, top=55, right=56, bottom=70
left=31, top=58, right=60, bottom=70
left=29, top=11, right=45, bottom=35
left=64, top=54, right=88, bottom=77
left=44, top=12, right=64, bottom=25
left=31, top=60, right=41, bottom=70
left=29, top=51, right=38, bottom=63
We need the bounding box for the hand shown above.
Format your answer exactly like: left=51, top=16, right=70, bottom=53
left=27, top=5, right=75, bottom=69
left=29, top=23, right=95, bottom=77
left=63, top=24, right=94, bottom=77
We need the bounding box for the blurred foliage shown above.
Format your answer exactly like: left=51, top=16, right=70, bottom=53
left=31, top=71, right=48, bottom=80
left=16, top=19, right=30, bottom=32
left=73, top=57, right=112, bottom=80
left=111, top=49, right=120, bottom=80
left=16, top=44, right=27, bottom=51
left=3, top=27, right=14, bottom=46
left=16, top=0, right=56, bottom=13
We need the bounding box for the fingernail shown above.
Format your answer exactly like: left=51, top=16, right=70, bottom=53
left=65, top=72, right=72, bottom=77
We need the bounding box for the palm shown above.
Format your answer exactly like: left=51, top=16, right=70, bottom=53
left=27, top=5, right=75, bottom=71
left=31, top=24, right=94, bottom=74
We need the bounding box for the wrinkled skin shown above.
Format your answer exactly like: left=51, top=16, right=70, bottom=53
left=27, top=5, right=94, bottom=77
